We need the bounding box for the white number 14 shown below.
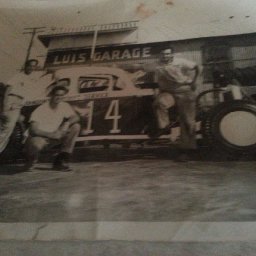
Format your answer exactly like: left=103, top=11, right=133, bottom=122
left=85, top=99, right=121, bottom=134
left=104, top=100, right=121, bottom=133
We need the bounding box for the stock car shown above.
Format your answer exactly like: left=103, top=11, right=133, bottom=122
left=0, top=66, right=256, bottom=161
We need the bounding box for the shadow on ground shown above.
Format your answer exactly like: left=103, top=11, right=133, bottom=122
left=0, top=164, right=28, bottom=175
left=0, top=144, right=255, bottom=175
left=71, top=145, right=256, bottom=163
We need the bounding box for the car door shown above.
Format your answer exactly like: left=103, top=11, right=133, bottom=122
left=68, top=74, right=155, bottom=141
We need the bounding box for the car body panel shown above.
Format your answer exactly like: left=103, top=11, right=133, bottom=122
left=21, top=66, right=159, bottom=143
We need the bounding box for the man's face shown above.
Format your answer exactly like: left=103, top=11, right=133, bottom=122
left=160, top=49, right=173, bottom=64
left=24, top=61, right=37, bottom=75
left=51, top=89, right=66, bottom=106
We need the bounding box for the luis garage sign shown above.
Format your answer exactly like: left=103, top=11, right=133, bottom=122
left=44, top=41, right=171, bottom=68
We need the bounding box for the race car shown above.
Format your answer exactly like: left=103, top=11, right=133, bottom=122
left=1, top=66, right=256, bottom=161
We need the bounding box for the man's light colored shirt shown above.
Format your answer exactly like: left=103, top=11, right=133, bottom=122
left=30, top=101, right=75, bottom=133
left=7, top=72, right=51, bottom=101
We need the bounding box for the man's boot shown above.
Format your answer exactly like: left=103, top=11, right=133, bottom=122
left=52, top=152, right=71, bottom=171
left=174, top=148, right=196, bottom=162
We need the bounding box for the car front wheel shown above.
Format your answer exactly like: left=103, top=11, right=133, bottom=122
left=201, top=100, right=256, bottom=155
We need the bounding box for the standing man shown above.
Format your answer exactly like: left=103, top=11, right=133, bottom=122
left=25, top=81, right=80, bottom=171
left=6, top=59, right=53, bottom=103
left=0, top=59, right=43, bottom=154
left=6, top=59, right=40, bottom=104
left=154, top=48, right=199, bottom=159
left=3, top=59, right=51, bottom=120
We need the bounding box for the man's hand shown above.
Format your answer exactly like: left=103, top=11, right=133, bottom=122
left=50, top=130, right=66, bottom=140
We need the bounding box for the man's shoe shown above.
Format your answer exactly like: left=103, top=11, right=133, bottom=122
left=53, top=153, right=72, bottom=171
left=174, top=153, right=190, bottom=162
left=171, top=137, right=181, bottom=146
left=24, top=157, right=37, bottom=171
left=24, top=162, right=35, bottom=171
left=52, top=162, right=71, bottom=172
left=174, top=149, right=196, bottom=162
left=149, top=124, right=172, bottom=139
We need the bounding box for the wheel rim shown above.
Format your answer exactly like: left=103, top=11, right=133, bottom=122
left=219, top=110, right=256, bottom=147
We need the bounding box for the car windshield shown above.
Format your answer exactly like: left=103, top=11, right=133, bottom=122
left=78, top=76, right=112, bottom=93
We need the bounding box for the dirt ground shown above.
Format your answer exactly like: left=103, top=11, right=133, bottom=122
left=0, top=147, right=255, bottom=222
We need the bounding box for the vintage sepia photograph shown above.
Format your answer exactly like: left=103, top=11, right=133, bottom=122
left=0, top=0, right=256, bottom=255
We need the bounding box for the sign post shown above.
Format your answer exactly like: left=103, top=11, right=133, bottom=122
left=23, top=26, right=45, bottom=67
left=90, top=25, right=99, bottom=61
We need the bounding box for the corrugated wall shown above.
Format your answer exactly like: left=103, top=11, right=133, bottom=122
left=231, top=45, right=256, bottom=68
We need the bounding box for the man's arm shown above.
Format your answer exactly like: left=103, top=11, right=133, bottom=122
left=192, top=65, right=199, bottom=83
left=64, top=102, right=80, bottom=126
left=2, top=85, right=11, bottom=113
left=62, top=113, right=80, bottom=129
left=188, top=65, right=199, bottom=91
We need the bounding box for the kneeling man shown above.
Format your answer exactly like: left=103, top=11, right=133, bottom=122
left=25, top=81, right=80, bottom=171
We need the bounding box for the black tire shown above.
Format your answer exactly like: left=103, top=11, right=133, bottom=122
left=201, top=100, right=256, bottom=155
left=122, top=143, right=131, bottom=149
left=0, top=123, right=24, bottom=162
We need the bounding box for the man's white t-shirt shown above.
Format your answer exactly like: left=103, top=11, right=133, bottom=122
left=30, top=101, right=75, bottom=133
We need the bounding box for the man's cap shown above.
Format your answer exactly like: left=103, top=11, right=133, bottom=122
left=46, top=78, right=70, bottom=97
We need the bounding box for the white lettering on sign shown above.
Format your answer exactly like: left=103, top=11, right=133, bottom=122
left=53, top=53, right=88, bottom=65
left=142, top=47, right=151, bottom=58
left=53, top=56, right=62, bottom=65
left=112, top=50, right=120, bottom=60
left=94, top=52, right=102, bottom=61
left=122, top=49, right=132, bottom=59
left=71, top=54, right=76, bottom=63
left=49, top=47, right=153, bottom=66
left=77, top=53, right=87, bottom=63
left=132, top=48, right=140, bottom=58
left=93, top=47, right=152, bottom=62
left=63, top=55, right=71, bottom=64
left=101, top=51, right=111, bottom=61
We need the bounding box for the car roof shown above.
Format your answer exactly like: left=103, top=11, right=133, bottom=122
left=54, top=66, right=129, bottom=78
left=52, top=66, right=141, bottom=95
